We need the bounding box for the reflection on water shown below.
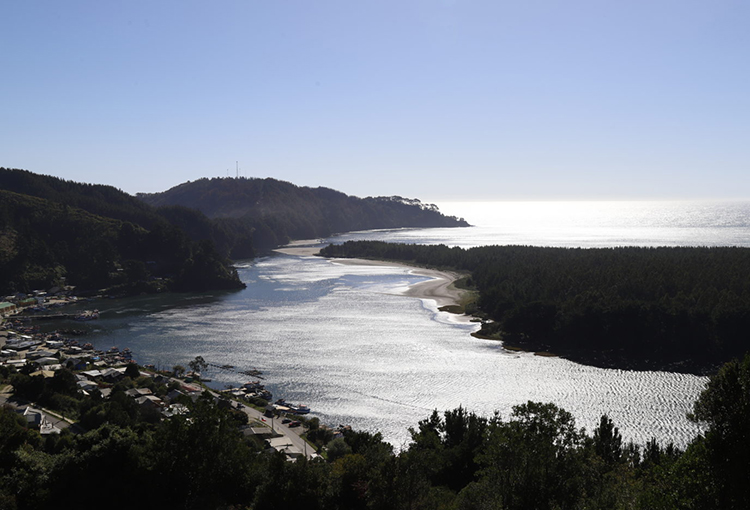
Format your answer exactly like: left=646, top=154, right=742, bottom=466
left=82, top=253, right=707, bottom=448
left=73, top=200, right=750, bottom=447
left=335, top=200, right=750, bottom=248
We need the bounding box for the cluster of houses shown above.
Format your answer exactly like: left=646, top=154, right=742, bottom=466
left=76, top=367, right=198, bottom=417
left=221, top=380, right=273, bottom=402
left=1, top=317, right=321, bottom=461
left=1, top=288, right=79, bottom=317
left=0, top=326, right=133, bottom=375
left=0, top=322, right=206, bottom=430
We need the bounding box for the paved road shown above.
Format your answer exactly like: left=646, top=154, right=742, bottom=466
left=171, top=377, right=317, bottom=460
left=0, top=390, right=80, bottom=433
left=236, top=401, right=316, bottom=459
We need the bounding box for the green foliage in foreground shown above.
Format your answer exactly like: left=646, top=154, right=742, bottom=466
left=2, top=355, right=750, bottom=509
left=321, top=241, right=750, bottom=373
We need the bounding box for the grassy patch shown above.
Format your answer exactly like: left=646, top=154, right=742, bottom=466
left=437, top=287, right=479, bottom=316
left=471, top=331, right=504, bottom=341
left=438, top=305, right=464, bottom=314
left=452, top=276, right=475, bottom=290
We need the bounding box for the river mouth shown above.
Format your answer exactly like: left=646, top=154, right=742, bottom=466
left=52, top=251, right=705, bottom=449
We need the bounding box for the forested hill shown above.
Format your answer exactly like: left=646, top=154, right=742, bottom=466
left=0, top=168, right=468, bottom=294
left=0, top=167, right=164, bottom=225
left=137, top=177, right=469, bottom=247
left=0, top=169, right=245, bottom=295
left=0, top=168, right=257, bottom=260
left=320, top=241, right=750, bottom=375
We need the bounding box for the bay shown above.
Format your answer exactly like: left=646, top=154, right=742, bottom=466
left=75, top=200, right=750, bottom=448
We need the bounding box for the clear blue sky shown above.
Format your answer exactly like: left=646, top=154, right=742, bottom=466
left=2, top=1, right=749, bottom=200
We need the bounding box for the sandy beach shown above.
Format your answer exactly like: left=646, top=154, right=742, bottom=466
left=272, top=239, right=327, bottom=257
left=273, top=240, right=470, bottom=312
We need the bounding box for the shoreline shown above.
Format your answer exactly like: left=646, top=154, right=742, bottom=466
left=273, top=241, right=473, bottom=320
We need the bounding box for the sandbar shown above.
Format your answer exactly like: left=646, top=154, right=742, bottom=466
left=274, top=240, right=471, bottom=315
left=273, top=239, right=327, bottom=257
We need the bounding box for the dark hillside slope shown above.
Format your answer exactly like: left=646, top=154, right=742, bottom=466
left=0, top=168, right=256, bottom=259
left=138, top=177, right=469, bottom=248
left=0, top=167, right=164, bottom=229
left=0, top=170, right=245, bottom=294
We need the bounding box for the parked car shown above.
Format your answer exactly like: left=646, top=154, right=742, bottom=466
left=289, top=421, right=301, bottom=428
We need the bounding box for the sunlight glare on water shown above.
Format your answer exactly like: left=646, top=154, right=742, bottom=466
left=88, top=253, right=706, bottom=449
left=332, top=200, right=750, bottom=248
left=82, top=200, right=750, bottom=448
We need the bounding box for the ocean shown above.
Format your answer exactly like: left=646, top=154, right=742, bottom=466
left=338, top=200, right=750, bottom=248
left=71, top=200, right=750, bottom=448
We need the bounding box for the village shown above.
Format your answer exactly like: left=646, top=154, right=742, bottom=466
left=0, top=292, right=345, bottom=462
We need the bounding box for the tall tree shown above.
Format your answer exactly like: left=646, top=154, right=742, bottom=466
left=689, top=353, right=750, bottom=508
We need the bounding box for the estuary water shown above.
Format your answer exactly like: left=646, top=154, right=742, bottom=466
left=78, top=200, right=750, bottom=448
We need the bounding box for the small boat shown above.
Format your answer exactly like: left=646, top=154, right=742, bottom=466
left=240, top=369, right=263, bottom=378
left=276, top=399, right=311, bottom=414
left=74, top=310, right=99, bottom=321
left=258, top=390, right=272, bottom=401
left=288, top=404, right=311, bottom=415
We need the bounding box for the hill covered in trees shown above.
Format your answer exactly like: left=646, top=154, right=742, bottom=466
left=0, top=168, right=257, bottom=261
left=319, top=241, right=750, bottom=374
left=0, top=169, right=245, bottom=295
left=137, top=176, right=469, bottom=249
